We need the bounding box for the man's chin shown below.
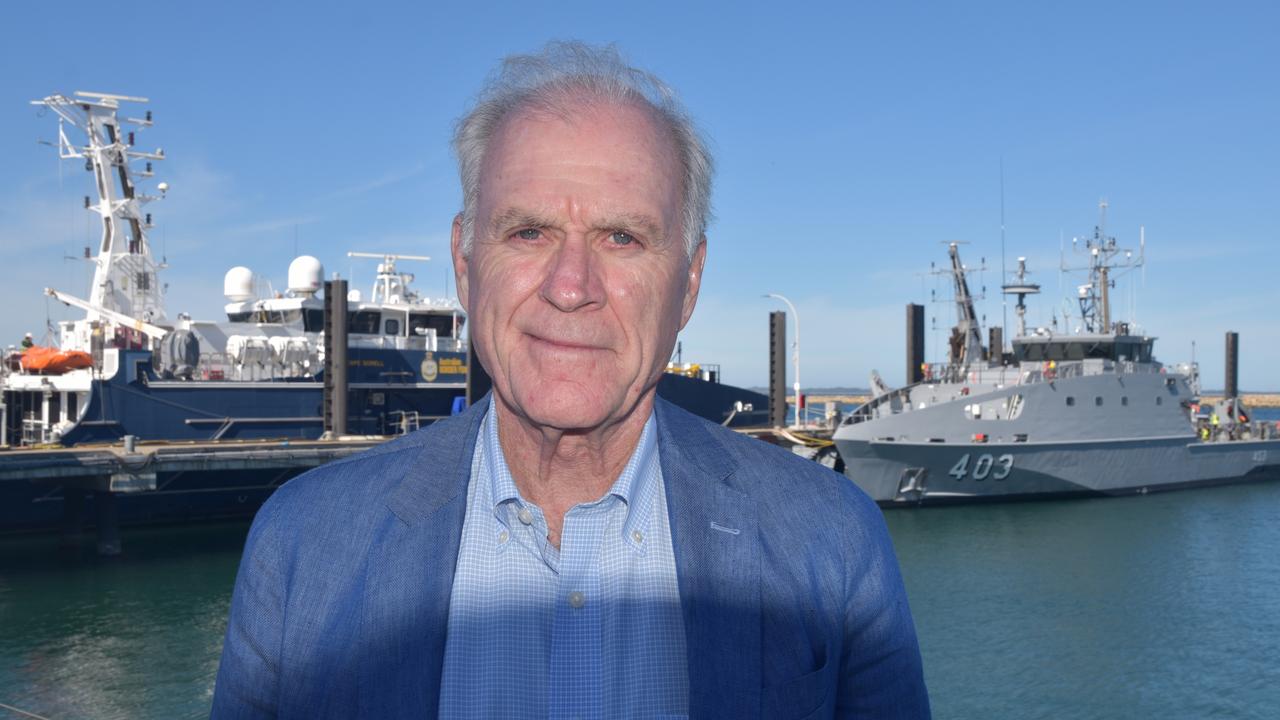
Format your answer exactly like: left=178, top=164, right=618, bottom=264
left=500, top=380, right=643, bottom=433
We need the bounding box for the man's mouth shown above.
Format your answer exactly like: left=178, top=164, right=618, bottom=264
left=526, top=333, right=607, bottom=352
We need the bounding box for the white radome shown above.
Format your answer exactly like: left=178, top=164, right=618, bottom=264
left=288, top=256, right=324, bottom=296
left=223, top=266, right=255, bottom=302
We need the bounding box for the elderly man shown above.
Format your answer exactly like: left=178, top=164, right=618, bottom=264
left=212, top=42, right=929, bottom=719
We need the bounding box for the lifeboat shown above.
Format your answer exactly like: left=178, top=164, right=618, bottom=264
left=19, top=346, right=94, bottom=374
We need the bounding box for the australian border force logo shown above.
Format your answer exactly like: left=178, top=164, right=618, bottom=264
left=420, top=352, right=439, bottom=382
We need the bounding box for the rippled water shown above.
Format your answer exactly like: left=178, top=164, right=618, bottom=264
left=0, top=523, right=245, bottom=719
left=2, top=409, right=1278, bottom=718
left=889, top=481, right=1280, bottom=719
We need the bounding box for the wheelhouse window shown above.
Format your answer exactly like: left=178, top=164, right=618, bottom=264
left=348, top=310, right=381, bottom=335
left=409, top=313, right=457, bottom=339
left=385, top=318, right=401, bottom=336
left=304, top=309, right=324, bottom=333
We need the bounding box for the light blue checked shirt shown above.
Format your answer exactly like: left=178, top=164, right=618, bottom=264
left=439, top=399, right=688, bottom=719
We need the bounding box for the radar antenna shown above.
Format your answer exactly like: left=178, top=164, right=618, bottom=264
left=1060, top=200, right=1145, bottom=334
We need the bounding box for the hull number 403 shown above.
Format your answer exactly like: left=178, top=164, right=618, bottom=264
left=949, top=453, right=1014, bottom=481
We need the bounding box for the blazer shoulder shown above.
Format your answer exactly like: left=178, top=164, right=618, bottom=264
left=656, top=398, right=879, bottom=520
left=254, top=404, right=482, bottom=534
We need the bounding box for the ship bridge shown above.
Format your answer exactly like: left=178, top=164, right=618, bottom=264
left=1012, top=333, right=1154, bottom=364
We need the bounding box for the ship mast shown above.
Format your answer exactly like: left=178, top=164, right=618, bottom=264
left=32, top=92, right=168, bottom=327
left=1063, top=200, right=1144, bottom=334
left=1001, top=257, right=1041, bottom=337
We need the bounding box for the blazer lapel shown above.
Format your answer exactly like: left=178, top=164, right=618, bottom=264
left=358, top=398, right=487, bottom=717
left=657, top=400, right=762, bottom=720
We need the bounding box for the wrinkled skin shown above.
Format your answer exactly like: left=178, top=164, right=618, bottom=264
left=451, top=99, right=706, bottom=543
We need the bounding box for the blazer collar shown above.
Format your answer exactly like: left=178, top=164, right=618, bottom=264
left=384, top=394, right=489, bottom=526
left=360, top=395, right=489, bottom=717
left=656, top=398, right=763, bottom=719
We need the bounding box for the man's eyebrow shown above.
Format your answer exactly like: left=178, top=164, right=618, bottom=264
left=488, top=208, right=556, bottom=235
left=593, top=212, right=665, bottom=241
left=488, top=208, right=667, bottom=242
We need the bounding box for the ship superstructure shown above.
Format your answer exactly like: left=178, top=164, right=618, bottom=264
left=1, top=93, right=471, bottom=446
left=833, top=205, right=1280, bottom=504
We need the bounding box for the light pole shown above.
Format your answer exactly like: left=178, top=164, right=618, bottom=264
left=764, top=293, right=802, bottom=428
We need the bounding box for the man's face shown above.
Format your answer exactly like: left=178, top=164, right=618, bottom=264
left=452, top=100, right=706, bottom=432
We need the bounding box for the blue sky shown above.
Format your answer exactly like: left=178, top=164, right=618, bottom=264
left=2, top=1, right=1276, bottom=390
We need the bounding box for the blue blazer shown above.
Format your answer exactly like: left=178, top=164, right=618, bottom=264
left=212, top=397, right=929, bottom=719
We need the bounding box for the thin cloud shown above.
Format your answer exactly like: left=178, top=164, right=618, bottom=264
left=319, top=163, right=427, bottom=201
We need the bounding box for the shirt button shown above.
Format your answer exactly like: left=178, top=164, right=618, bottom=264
left=497, top=530, right=509, bottom=544
left=631, top=530, right=644, bottom=544
left=517, top=507, right=533, bottom=525
left=568, top=591, right=585, bottom=608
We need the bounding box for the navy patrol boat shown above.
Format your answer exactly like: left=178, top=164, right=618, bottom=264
left=833, top=205, right=1280, bottom=505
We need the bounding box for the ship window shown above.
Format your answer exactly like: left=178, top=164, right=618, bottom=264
left=227, top=311, right=251, bottom=323
left=409, top=313, right=456, bottom=339
left=1095, top=396, right=1103, bottom=406
left=1156, top=396, right=1163, bottom=406
left=304, top=309, right=324, bottom=333
left=385, top=318, right=400, bottom=336
left=348, top=310, right=381, bottom=335
left=1121, top=396, right=1129, bottom=406
left=1066, top=396, right=1076, bottom=407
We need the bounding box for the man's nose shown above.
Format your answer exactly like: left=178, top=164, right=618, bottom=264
left=540, top=236, right=604, bottom=312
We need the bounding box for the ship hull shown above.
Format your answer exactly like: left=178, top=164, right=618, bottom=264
left=835, top=435, right=1280, bottom=505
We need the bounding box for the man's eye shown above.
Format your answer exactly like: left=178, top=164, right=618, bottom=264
left=609, top=231, right=636, bottom=246
left=514, top=228, right=542, bottom=241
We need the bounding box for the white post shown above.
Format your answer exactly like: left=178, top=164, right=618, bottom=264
left=764, top=293, right=802, bottom=429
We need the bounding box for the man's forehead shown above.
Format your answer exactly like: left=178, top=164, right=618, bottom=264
left=486, top=97, right=679, bottom=171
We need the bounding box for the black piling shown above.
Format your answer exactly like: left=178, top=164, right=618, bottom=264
left=907, top=304, right=925, bottom=383
left=1225, top=331, right=1239, bottom=399
left=988, top=326, right=1003, bottom=365
left=323, top=279, right=349, bottom=437
left=769, top=311, right=787, bottom=428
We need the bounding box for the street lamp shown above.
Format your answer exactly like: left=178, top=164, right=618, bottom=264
left=764, top=293, right=802, bottom=429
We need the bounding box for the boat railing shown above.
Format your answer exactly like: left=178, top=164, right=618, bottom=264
left=1017, top=358, right=1168, bottom=386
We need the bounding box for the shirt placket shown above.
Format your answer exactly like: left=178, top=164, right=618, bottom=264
left=548, top=501, right=608, bottom=720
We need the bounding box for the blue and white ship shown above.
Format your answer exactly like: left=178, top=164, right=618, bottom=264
left=1, top=91, right=767, bottom=452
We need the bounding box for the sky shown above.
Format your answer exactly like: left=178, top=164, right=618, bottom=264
left=1, top=0, right=1276, bottom=391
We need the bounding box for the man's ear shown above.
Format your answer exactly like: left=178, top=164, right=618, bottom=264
left=451, top=213, right=470, bottom=310
left=679, top=236, right=707, bottom=330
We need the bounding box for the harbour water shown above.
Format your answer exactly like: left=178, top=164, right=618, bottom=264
left=2, top=408, right=1278, bottom=718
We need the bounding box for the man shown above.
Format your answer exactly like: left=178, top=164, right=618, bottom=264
left=212, top=42, right=929, bottom=719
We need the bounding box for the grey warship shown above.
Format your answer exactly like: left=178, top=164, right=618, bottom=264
left=833, top=206, right=1280, bottom=505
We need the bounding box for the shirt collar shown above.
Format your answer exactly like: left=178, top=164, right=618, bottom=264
left=480, top=396, right=660, bottom=551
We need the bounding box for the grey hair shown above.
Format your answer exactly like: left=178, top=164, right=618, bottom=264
left=452, top=41, right=714, bottom=260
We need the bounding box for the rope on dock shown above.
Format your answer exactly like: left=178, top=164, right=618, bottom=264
left=0, top=701, right=54, bottom=720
